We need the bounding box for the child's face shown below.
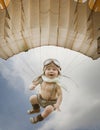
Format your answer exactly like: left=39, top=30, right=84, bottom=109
left=44, top=66, right=59, bottom=79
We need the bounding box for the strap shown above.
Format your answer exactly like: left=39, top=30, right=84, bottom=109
left=48, top=83, right=56, bottom=101
left=40, top=82, right=57, bottom=101
left=32, top=75, right=43, bottom=85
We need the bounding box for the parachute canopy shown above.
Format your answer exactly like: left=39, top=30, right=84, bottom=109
left=0, top=0, right=10, bottom=9
left=74, top=0, right=87, bottom=3
left=0, top=0, right=100, bottom=60
left=89, top=0, right=100, bottom=12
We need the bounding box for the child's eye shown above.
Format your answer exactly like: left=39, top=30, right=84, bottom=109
left=47, top=68, right=51, bottom=70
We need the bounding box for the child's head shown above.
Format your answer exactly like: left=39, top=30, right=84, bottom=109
left=43, top=59, right=61, bottom=79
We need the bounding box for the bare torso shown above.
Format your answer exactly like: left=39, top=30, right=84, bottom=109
left=40, top=82, right=57, bottom=100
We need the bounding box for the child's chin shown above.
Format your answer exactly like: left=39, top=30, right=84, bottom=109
left=49, top=77, right=54, bottom=79
left=48, top=76, right=55, bottom=79
left=46, top=74, right=57, bottom=79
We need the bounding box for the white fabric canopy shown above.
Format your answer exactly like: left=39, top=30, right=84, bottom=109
left=0, top=0, right=100, bottom=60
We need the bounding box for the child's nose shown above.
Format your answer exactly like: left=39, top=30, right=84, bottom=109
left=49, top=69, right=53, bottom=72
left=49, top=70, right=52, bottom=72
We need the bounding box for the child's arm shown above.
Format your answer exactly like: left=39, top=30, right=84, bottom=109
left=29, top=76, right=43, bottom=90
left=54, top=86, right=62, bottom=111
left=29, top=83, right=36, bottom=90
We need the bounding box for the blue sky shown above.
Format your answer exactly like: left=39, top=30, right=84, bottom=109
left=0, top=46, right=100, bottom=130
left=0, top=73, right=33, bottom=130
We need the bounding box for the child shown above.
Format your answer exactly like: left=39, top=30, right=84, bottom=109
left=27, top=58, right=63, bottom=124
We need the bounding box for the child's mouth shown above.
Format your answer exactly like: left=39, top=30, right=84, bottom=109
left=49, top=74, right=54, bottom=76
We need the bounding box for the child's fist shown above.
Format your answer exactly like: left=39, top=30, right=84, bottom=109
left=29, top=84, right=36, bottom=90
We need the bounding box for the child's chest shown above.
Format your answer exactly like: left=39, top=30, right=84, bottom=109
left=41, top=82, right=56, bottom=92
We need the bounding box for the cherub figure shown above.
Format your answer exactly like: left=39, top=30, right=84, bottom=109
left=27, top=59, right=63, bottom=124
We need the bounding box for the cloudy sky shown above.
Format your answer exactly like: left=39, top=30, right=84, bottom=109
left=0, top=46, right=100, bottom=130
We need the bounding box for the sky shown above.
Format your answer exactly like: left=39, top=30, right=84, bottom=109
left=0, top=46, right=100, bottom=130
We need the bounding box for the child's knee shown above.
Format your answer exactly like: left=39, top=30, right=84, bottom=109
left=29, top=95, right=37, bottom=103
left=45, top=105, right=54, bottom=113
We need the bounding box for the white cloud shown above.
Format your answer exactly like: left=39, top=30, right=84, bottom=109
left=37, top=87, right=100, bottom=130
left=0, top=46, right=100, bottom=130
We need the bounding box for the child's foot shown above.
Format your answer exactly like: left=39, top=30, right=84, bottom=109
left=30, top=117, right=38, bottom=124
left=27, top=108, right=40, bottom=114
left=30, top=114, right=44, bottom=124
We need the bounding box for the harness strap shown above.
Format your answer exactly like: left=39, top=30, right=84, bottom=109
left=48, top=83, right=56, bottom=101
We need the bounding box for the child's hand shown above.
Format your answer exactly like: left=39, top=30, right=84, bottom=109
left=53, top=104, right=61, bottom=111
left=29, top=84, right=36, bottom=90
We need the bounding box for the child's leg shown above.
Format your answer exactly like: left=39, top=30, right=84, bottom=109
left=29, top=95, right=38, bottom=104
left=30, top=105, right=54, bottom=123
left=41, top=105, right=54, bottom=118
left=27, top=95, right=40, bottom=114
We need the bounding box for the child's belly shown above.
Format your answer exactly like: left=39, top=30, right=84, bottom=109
left=40, top=90, right=56, bottom=100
